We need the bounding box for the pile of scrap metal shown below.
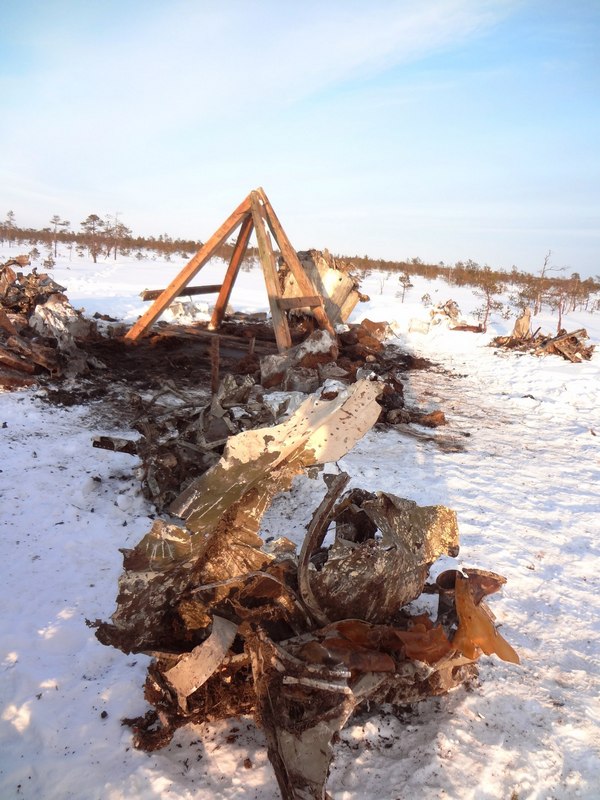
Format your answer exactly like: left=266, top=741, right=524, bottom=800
left=492, top=325, right=594, bottom=363
left=0, top=256, right=101, bottom=389
left=93, top=324, right=441, bottom=511
left=93, top=379, right=519, bottom=800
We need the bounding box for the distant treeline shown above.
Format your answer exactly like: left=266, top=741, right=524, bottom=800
left=2, top=210, right=598, bottom=320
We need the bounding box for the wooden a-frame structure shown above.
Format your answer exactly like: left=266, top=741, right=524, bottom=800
left=125, top=188, right=335, bottom=351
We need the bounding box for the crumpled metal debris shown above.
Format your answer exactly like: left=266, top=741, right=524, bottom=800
left=306, top=488, right=460, bottom=623
left=0, top=257, right=102, bottom=388
left=95, top=379, right=382, bottom=653
left=95, top=375, right=519, bottom=800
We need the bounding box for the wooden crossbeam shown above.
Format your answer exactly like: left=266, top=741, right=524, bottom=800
left=258, top=187, right=335, bottom=337
left=209, top=213, right=254, bottom=330
left=124, top=187, right=338, bottom=350
left=277, top=295, right=322, bottom=311
left=250, top=191, right=292, bottom=351
left=140, top=284, right=222, bottom=301
left=125, top=194, right=252, bottom=341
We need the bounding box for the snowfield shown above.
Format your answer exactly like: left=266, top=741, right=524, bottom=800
left=1, top=250, right=599, bottom=800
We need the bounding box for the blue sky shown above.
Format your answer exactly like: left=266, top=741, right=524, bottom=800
left=1, top=0, right=598, bottom=276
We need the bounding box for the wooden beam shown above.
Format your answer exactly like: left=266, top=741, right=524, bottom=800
left=154, top=324, right=278, bottom=355
left=209, top=213, right=254, bottom=330
left=141, top=284, right=223, bottom=301
left=125, top=193, right=253, bottom=341
left=276, top=295, right=322, bottom=311
left=250, top=192, right=292, bottom=351
left=258, top=187, right=335, bottom=336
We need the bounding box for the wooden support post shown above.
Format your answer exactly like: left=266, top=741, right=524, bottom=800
left=258, top=187, right=335, bottom=337
left=209, top=213, right=254, bottom=330
left=250, top=191, right=292, bottom=351
left=125, top=193, right=253, bottom=342
left=210, top=336, right=220, bottom=394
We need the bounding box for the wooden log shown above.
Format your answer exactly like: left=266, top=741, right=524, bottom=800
left=250, top=192, right=292, bottom=351
left=125, top=193, right=253, bottom=342
left=210, top=213, right=254, bottom=330
left=276, top=295, right=322, bottom=311
left=140, top=284, right=223, bottom=301
left=258, top=187, right=335, bottom=336
left=550, top=340, right=580, bottom=363
left=540, top=328, right=586, bottom=348
left=151, top=324, right=278, bottom=356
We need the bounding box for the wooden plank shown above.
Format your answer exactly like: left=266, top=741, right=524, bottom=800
left=153, top=324, right=278, bottom=355
left=540, top=328, right=586, bottom=348
left=210, top=213, right=254, bottom=330
left=140, top=284, right=223, bottom=301
left=276, top=295, right=322, bottom=311
left=250, top=192, right=292, bottom=351
left=125, top=193, right=253, bottom=341
left=258, top=187, right=335, bottom=336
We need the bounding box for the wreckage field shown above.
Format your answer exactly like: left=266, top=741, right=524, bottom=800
left=1, top=250, right=600, bottom=800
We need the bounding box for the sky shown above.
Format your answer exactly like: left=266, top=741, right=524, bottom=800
left=1, top=0, right=599, bottom=277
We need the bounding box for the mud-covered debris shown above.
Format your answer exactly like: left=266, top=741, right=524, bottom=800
left=95, top=380, right=382, bottom=653
left=493, top=327, right=594, bottom=363
left=0, top=257, right=102, bottom=389
left=307, top=489, right=459, bottom=623
left=95, top=427, right=518, bottom=799
left=260, top=330, right=339, bottom=388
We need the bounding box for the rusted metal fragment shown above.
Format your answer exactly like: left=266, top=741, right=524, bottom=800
left=298, top=472, right=351, bottom=626
left=309, top=490, right=459, bottom=623
left=246, top=618, right=479, bottom=800
left=452, top=573, right=520, bottom=664
left=163, top=615, right=238, bottom=712
left=246, top=627, right=363, bottom=800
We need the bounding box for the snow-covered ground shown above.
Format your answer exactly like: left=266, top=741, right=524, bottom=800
left=1, top=249, right=599, bottom=799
